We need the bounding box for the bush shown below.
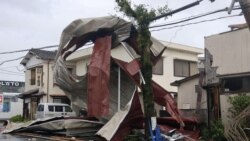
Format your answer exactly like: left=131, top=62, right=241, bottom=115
left=200, top=120, right=226, bottom=141
left=10, top=115, right=24, bottom=122
left=228, top=94, right=250, bottom=117
left=210, top=120, right=227, bottom=141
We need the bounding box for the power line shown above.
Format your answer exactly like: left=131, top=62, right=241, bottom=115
left=150, top=14, right=242, bottom=32
left=115, top=6, right=242, bottom=35
left=0, top=68, right=24, bottom=74
left=149, top=6, right=241, bottom=29
left=0, top=56, right=24, bottom=66
left=0, top=71, right=24, bottom=76
left=0, top=45, right=58, bottom=55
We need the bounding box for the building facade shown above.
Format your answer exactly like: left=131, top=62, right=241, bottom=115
left=19, top=49, right=74, bottom=119
left=66, top=40, right=203, bottom=116
left=0, top=80, right=24, bottom=120
left=171, top=74, right=208, bottom=123
left=205, top=27, right=250, bottom=125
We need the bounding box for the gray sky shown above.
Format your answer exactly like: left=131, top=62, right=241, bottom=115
left=0, top=0, right=245, bottom=81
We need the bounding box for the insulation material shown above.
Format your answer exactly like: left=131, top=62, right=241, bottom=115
left=87, top=36, right=111, bottom=116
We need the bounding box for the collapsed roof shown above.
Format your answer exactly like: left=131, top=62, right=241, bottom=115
left=53, top=16, right=184, bottom=140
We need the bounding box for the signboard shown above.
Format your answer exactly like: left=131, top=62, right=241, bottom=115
left=0, top=95, right=3, bottom=112
left=0, top=81, right=25, bottom=93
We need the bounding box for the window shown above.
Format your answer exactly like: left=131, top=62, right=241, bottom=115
left=53, top=97, right=70, bottom=105
left=223, top=76, right=250, bottom=93
left=3, top=102, right=10, bottom=112
left=53, top=98, right=62, bottom=103
left=37, top=105, right=44, bottom=112
left=153, top=58, right=163, bottom=75
left=64, top=106, right=72, bottom=112
left=174, top=59, right=197, bottom=77
left=30, top=68, right=36, bottom=85
left=55, top=106, right=63, bottom=112
left=48, top=106, right=54, bottom=112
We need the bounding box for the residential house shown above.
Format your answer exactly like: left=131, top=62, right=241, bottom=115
left=171, top=74, right=208, bottom=123
left=19, top=49, right=75, bottom=119
left=66, top=40, right=203, bottom=116
left=205, top=27, right=250, bottom=125
left=153, top=41, right=203, bottom=94
left=0, top=80, right=24, bottom=120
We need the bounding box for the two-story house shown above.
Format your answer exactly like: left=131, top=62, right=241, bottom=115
left=170, top=27, right=250, bottom=125
left=66, top=40, right=203, bottom=116
left=19, top=49, right=75, bottom=119
left=205, top=27, right=250, bottom=125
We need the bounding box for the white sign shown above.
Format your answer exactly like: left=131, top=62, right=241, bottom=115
left=0, top=81, right=21, bottom=87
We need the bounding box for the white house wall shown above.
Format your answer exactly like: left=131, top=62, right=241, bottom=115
left=153, top=48, right=201, bottom=93
left=43, top=62, right=66, bottom=103
left=25, top=56, right=44, bottom=69
left=76, top=59, right=89, bottom=76
left=24, top=57, right=67, bottom=103
left=0, top=101, right=23, bottom=119
left=177, top=78, right=207, bottom=110
left=68, top=41, right=203, bottom=93
left=205, top=28, right=250, bottom=75
left=24, top=56, right=44, bottom=91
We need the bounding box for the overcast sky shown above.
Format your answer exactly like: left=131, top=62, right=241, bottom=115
left=0, top=0, right=246, bottom=82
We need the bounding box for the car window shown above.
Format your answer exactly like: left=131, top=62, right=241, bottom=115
left=55, top=106, right=63, bottom=112
left=48, top=106, right=54, bottom=112
left=64, top=106, right=72, bottom=112
left=37, top=105, right=44, bottom=112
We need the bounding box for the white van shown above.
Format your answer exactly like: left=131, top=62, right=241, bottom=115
left=35, top=103, right=76, bottom=119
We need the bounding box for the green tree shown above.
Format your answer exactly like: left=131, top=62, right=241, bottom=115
left=115, top=0, right=169, bottom=140
left=228, top=94, right=250, bottom=117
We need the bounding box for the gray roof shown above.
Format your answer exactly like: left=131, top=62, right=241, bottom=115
left=29, top=49, right=57, bottom=60
left=20, top=49, right=57, bottom=66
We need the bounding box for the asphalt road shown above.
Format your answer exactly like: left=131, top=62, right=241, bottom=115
left=0, top=124, right=47, bottom=141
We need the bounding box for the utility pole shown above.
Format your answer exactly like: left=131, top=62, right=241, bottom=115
left=115, top=0, right=205, bottom=140
left=239, top=0, right=250, bottom=28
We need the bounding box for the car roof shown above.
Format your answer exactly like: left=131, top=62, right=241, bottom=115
left=38, top=103, right=70, bottom=106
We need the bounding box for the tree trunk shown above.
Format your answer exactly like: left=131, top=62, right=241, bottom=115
left=138, top=25, right=155, bottom=140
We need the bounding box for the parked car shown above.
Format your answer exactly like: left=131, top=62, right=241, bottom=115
left=35, top=103, right=76, bottom=119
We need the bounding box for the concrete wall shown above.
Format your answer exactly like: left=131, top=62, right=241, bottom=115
left=220, top=93, right=250, bottom=125
left=177, top=77, right=207, bottom=110
left=177, top=77, right=207, bottom=122
left=205, top=28, right=250, bottom=75
left=0, top=100, right=23, bottom=120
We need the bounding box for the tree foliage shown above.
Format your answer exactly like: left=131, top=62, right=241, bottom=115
left=115, top=0, right=170, bottom=139
left=228, top=94, right=250, bottom=117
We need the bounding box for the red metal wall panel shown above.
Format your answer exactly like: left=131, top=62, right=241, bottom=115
left=87, top=36, right=111, bottom=117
